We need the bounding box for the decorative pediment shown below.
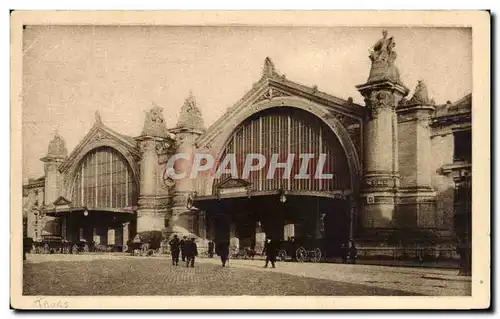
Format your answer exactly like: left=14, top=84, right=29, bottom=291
left=53, top=196, right=71, bottom=207
left=253, top=87, right=291, bottom=104
left=215, top=177, right=252, bottom=189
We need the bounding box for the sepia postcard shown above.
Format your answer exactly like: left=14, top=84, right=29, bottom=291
left=11, top=10, right=490, bottom=310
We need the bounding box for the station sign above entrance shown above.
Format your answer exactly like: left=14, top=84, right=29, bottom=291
left=214, top=178, right=252, bottom=198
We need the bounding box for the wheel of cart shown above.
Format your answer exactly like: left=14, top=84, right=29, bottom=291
left=311, top=248, right=322, bottom=263
left=296, top=247, right=307, bottom=262
left=277, top=249, right=287, bottom=261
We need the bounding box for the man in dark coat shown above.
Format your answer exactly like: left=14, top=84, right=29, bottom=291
left=348, top=241, right=358, bottom=264
left=180, top=236, right=187, bottom=262
left=263, top=237, right=278, bottom=268
left=169, top=234, right=181, bottom=266
left=340, top=243, right=348, bottom=264
left=185, top=238, right=198, bottom=268
left=216, top=241, right=230, bottom=267
left=208, top=240, right=215, bottom=258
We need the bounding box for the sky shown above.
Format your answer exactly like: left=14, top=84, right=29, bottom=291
left=22, top=26, right=472, bottom=181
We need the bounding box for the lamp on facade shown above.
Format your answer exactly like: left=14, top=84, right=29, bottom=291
left=186, top=192, right=197, bottom=210
left=279, top=188, right=287, bottom=204
left=83, top=208, right=89, bottom=217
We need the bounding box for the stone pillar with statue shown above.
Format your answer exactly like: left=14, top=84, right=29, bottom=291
left=135, top=106, right=175, bottom=236
left=355, top=30, right=409, bottom=243
left=167, top=92, right=207, bottom=243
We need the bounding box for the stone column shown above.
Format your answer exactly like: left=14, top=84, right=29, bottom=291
left=61, top=215, right=67, bottom=241
left=396, top=81, right=437, bottom=228
left=229, top=220, right=239, bottom=251
left=355, top=31, right=409, bottom=242
left=135, top=106, right=175, bottom=236
left=136, top=139, right=165, bottom=232
left=93, top=227, right=100, bottom=244
left=356, top=82, right=408, bottom=232
left=169, top=128, right=204, bottom=238
left=168, top=92, right=206, bottom=238
left=254, top=221, right=266, bottom=254
left=122, top=222, right=130, bottom=251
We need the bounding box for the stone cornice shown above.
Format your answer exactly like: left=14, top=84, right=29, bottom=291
left=430, top=111, right=471, bottom=127
left=439, top=162, right=472, bottom=176
left=23, top=180, right=45, bottom=190
left=355, top=80, right=410, bottom=98
left=396, top=104, right=435, bottom=115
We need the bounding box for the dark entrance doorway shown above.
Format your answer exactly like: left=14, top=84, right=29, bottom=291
left=197, top=193, right=352, bottom=260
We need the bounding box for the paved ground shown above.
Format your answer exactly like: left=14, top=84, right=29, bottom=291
left=199, top=257, right=471, bottom=296
left=23, top=254, right=470, bottom=296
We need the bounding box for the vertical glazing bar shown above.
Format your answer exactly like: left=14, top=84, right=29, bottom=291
left=125, top=166, right=129, bottom=207
left=319, top=126, right=323, bottom=191
left=259, top=116, right=262, bottom=191
left=307, top=125, right=313, bottom=190
left=80, top=167, right=84, bottom=207
left=95, top=153, right=98, bottom=207
left=287, top=114, right=291, bottom=191
left=110, top=152, right=113, bottom=207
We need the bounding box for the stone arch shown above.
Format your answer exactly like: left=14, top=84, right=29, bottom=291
left=63, top=139, right=140, bottom=201
left=205, top=96, right=362, bottom=195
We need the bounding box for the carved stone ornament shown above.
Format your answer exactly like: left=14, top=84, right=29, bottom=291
left=155, top=141, right=171, bottom=156
left=93, top=131, right=109, bottom=142
left=95, top=110, right=103, bottom=125
left=367, top=30, right=401, bottom=84
left=176, top=92, right=205, bottom=130
left=254, top=87, right=290, bottom=104
left=262, top=57, right=279, bottom=79
left=162, top=175, right=176, bottom=190
left=408, top=80, right=431, bottom=105
left=46, top=131, right=68, bottom=158
left=141, top=105, right=170, bottom=138
left=365, top=179, right=390, bottom=188
left=365, top=90, right=394, bottom=119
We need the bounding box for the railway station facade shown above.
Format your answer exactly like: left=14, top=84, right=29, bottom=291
left=23, top=32, right=472, bottom=258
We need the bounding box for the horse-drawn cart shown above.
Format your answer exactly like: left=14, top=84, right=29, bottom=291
left=277, top=236, right=322, bottom=263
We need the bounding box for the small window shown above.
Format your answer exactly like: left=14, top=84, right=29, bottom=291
left=453, top=130, right=472, bottom=162
left=187, top=218, right=194, bottom=232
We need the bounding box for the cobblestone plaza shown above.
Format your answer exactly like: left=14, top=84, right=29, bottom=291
left=23, top=254, right=470, bottom=296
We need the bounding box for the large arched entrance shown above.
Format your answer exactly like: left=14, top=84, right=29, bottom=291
left=195, top=106, right=357, bottom=259
left=65, top=146, right=138, bottom=251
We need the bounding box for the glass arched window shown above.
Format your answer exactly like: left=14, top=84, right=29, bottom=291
left=214, top=107, right=351, bottom=193
left=72, top=147, right=137, bottom=209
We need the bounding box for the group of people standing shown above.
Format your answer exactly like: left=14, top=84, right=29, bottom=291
left=168, top=235, right=198, bottom=267
left=169, top=236, right=279, bottom=269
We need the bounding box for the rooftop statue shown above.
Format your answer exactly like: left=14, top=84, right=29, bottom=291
left=367, top=30, right=401, bottom=84
left=141, top=105, right=170, bottom=138
left=46, top=131, right=68, bottom=159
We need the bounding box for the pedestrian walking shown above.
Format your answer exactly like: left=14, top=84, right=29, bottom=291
left=180, top=236, right=187, bottom=262
left=185, top=238, right=198, bottom=268
left=263, top=237, right=278, bottom=268
left=340, top=243, right=348, bottom=264
left=208, top=240, right=215, bottom=258
left=216, top=241, right=230, bottom=267
left=169, top=234, right=181, bottom=266
left=348, top=240, right=358, bottom=264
